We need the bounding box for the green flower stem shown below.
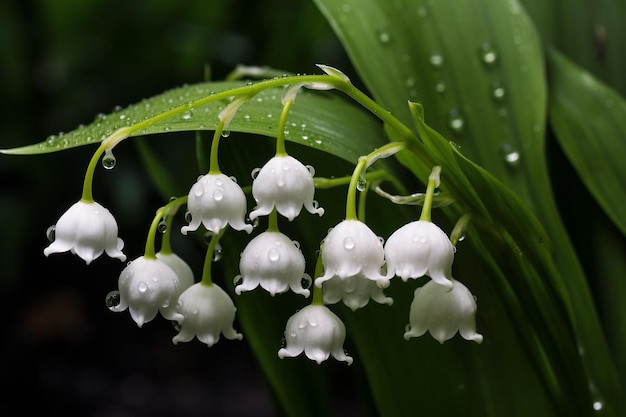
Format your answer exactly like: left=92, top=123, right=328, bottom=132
left=267, top=208, right=279, bottom=232
left=311, top=253, right=326, bottom=306
left=275, top=98, right=294, bottom=156
left=419, top=166, right=441, bottom=222
left=160, top=200, right=186, bottom=254
left=81, top=141, right=108, bottom=202
left=200, top=228, right=226, bottom=286
left=345, top=142, right=407, bottom=220
left=208, top=118, right=226, bottom=174
left=314, top=170, right=391, bottom=189
left=144, top=196, right=188, bottom=259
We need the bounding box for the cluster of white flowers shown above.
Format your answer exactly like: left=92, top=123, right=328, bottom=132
left=43, top=85, right=482, bottom=366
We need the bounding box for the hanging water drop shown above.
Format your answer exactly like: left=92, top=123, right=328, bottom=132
left=46, top=225, right=56, bottom=242
left=102, top=150, right=117, bottom=169
left=157, top=220, right=168, bottom=233
left=213, top=242, right=223, bottom=261
left=355, top=176, right=367, bottom=191
left=233, top=275, right=243, bottom=287
left=105, top=290, right=121, bottom=310
left=221, top=130, right=231, bottom=138
left=301, top=275, right=312, bottom=290
left=479, top=42, right=498, bottom=66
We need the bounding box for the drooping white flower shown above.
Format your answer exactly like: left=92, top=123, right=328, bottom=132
left=172, top=283, right=243, bottom=347
left=315, top=219, right=389, bottom=287
left=249, top=155, right=324, bottom=222
left=278, top=304, right=353, bottom=365
left=404, top=279, right=483, bottom=344
left=44, top=200, right=126, bottom=265
left=156, top=252, right=195, bottom=291
left=110, top=256, right=183, bottom=327
left=321, top=274, right=393, bottom=311
left=384, top=220, right=454, bottom=289
left=181, top=173, right=252, bottom=235
left=236, top=231, right=310, bottom=297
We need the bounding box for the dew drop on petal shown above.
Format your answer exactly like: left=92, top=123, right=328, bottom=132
left=46, top=225, right=56, bottom=242
left=343, top=237, right=356, bottom=250
left=309, top=318, right=318, bottom=327
left=102, top=150, right=117, bottom=170
left=138, top=282, right=149, bottom=293
left=213, top=189, right=224, bottom=201
left=215, top=177, right=223, bottom=186
left=105, top=290, right=121, bottom=310
left=268, top=248, right=280, bottom=262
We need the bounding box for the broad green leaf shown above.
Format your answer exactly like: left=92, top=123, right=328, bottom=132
left=314, top=0, right=623, bottom=414
left=0, top=79, right=384, bottom=165
left=547, top=49, right=626, bottom=236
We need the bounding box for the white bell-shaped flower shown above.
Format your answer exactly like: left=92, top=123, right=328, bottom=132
left=278, top=304, right=353, bottom=365
left=249, top=155, right=324, bottom=221
left=172, top=283, right=243, bottom=347
left=156, top=252, right=195, bottom=291
left=321, top=274, right=393, bottom=311
left=404, top=279, right=483, bottom=344
left=181, top=173, right=252, bottom=235
left=110, top=256, right=183, bottom=327
left=315, top=219, right=389, bottom=287
left=44, top=200, right=126, bottom=265
left=384, top=220, right=454, bottom=289
left=236, top=231, right=310, bottom=297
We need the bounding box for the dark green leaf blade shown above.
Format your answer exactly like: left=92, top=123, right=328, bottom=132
left=547, top=48, right=626, bottom=236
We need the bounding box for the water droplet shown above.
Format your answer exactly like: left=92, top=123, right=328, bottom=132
left=137, top=281, right=148, bottom=293
left=221, top=130, right=231, bottom=138
left=292, top=240, right=300, bottom=249
left=356, top=176, right=368, bottom=192
left=213, top=243, right=223, bottom=261
left=306, top=165, right=315, bottom=176
left=184, top=210, right=192, bottom=223
left=417, top=6, right=427, bottom=17
left=46, top=225, right=56, bottom=242
left=102, top=150, right=117, bottom=169
left=378, top=32, right=391, bottom=43
left=244, top=114, right=251, bottom=121
left=268, top=248, right=280, bottom=262
left=479, top=42, right=498, bottom=66
left=430, top=54, right=444, bottom=67
left=501, top=144, right=521, bottom=166
left=182, top=110, right=193, bottom=120
left=213, top=190, right=224, bottom=201
left=448, top=109, right=465, bottom=133
left=435, top=82, right=446, bottom=93
left=593, top=401, right=603, bottom=411
left=105, top=291, right=121, bottom=310
left=405, top=77, right=415, bottom=88
left=301, top=275, right=312, bottom=289
left=491, top=81, right=506, bottom=101
left=233, top=275, right=243, bottom=287
left=157, top=221, right=168, bottom=233
left=302, top=135, right=309, bottom=141
left=343, top=237, right=356, bottom=250
left=309, top=318, right=318, bottom=327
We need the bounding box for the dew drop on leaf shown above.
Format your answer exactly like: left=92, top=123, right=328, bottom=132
left=448, top=109, right=465, bottom=133
left=501, top=144, right=521, bottom=167
left=479, top=42, right=498, bottom=66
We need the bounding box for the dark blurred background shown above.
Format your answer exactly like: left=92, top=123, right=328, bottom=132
left=0, top=1, right=362, bottom=415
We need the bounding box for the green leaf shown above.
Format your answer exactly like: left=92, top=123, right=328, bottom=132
left=0, top=79, right=384, bottom=165
left=547, top=48, right=626, bottom=236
